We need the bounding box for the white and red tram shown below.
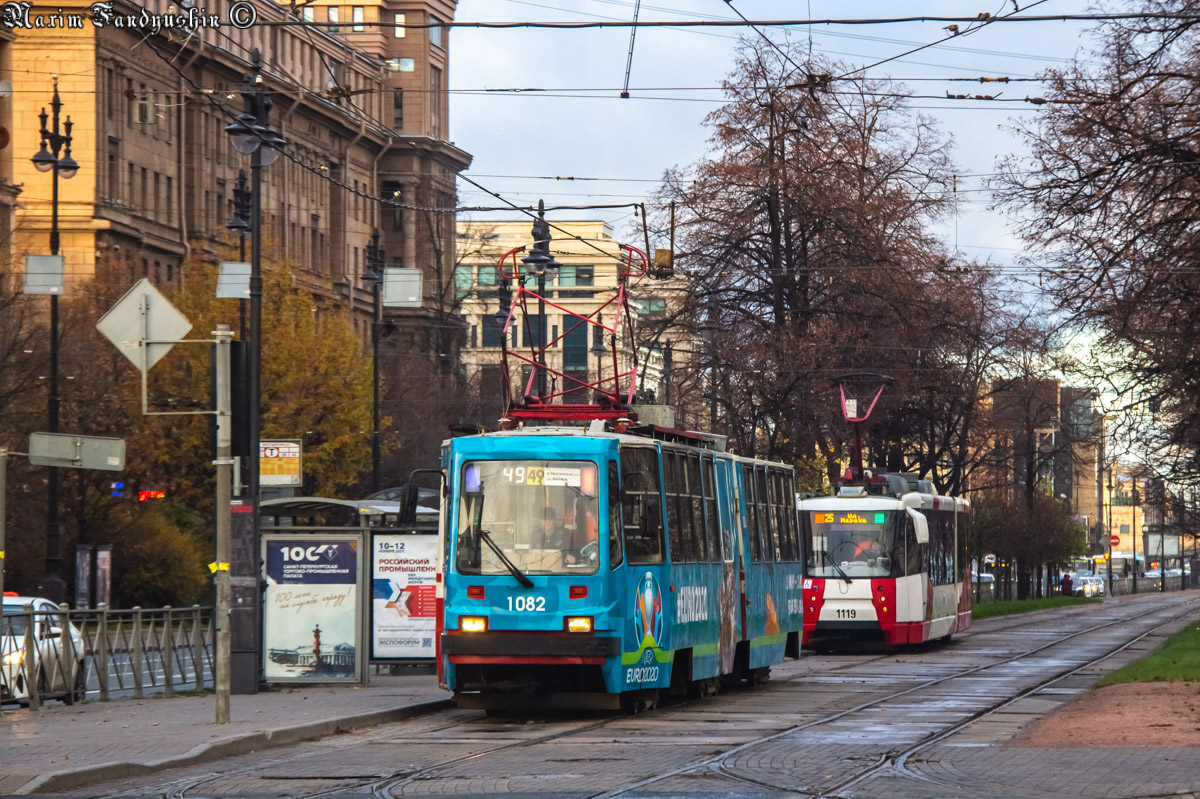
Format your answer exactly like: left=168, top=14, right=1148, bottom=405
left=799, top=473, right=971, bottom=649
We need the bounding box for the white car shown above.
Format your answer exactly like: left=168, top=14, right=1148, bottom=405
left=2, top=594, right=87, bottom=706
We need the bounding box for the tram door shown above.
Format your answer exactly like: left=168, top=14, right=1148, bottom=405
left=713, top=457, right=739, bottom=674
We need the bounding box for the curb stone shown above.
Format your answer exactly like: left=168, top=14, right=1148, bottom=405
left=16, top=698, right=454, bottom=795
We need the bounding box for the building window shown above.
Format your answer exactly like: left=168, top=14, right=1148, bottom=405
left=482, top=315, right=504, bottom=347
left=455, top=266, right=473, bottom=299
left=429, top=14, right=443, bottom=47
left=563, top=323, right=589, bottom=403
left=107, top=138, right=120, bottom=199
left=430, top=66, right=442, bottom=139
left=470, top=325, right=478, bottom=348
left=327, top=5, right=339, bottom=32
left=558, top=265, right=595, bottom=297
left=352, top=6, right=364, bottom=30
left=301, top=5, right=313, bottom=21
left=393, top=12, right=405, bottom=37
left=392, top=90, right=403, bottom=131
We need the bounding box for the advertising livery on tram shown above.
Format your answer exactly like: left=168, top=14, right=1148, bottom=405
left=438, top=427, right=806, bottom=710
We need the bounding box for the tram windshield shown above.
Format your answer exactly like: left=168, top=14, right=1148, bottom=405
left=456, top=460, right=601, bottom=576
left=805, top=509, right=899, bottom=579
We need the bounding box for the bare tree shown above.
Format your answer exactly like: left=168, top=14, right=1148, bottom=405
left=654, top=40, right=1008, bottom=486
left=996, top=0, right=1200, bottom=492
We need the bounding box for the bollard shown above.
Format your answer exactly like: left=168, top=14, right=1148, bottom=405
left=22, top=604, right=39, bottom=711
left=192, top=605, right=203, bottom=691
left=132, top=607, right=144, bottom=699
left=163, top=606, right=174, bottom=696
left=59, top=603, right=77, bottom=703
left=97, top=604, right=109, bottom=702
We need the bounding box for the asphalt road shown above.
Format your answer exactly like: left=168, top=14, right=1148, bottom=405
left=46, top=592, right=1200, bottom=799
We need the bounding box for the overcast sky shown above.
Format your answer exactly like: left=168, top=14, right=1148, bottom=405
left=449, top=0, right=1100, bottom=280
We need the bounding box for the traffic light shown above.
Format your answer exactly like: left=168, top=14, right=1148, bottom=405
left=110, top=481, right=127, bottom=498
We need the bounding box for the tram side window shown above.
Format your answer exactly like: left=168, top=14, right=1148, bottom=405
left=756, top=467, right=774, bottom=562
left=930, top=511, right=955, bottom=585
left=609, top=461, right=623, bottom=569
left=620, top=447, right=664, bottom=564
left=677, top=452, right=698, bottom=562
left=664, top=451, right=686, bottom=561
left=743, top=465, right=762, bottom=562
left=703, top=457, right=721, bottom=562
left=687, top=454, right=708, bottom=561
left=903, top=513, right=923, bottom=576
left=769, top=470, right=790, bottom=561
left=957, top=508, right=970, bottom=583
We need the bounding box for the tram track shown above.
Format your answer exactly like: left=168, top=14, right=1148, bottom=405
left=588, top=593, right=1200, bottom=799
left=88, top=594, right=1195, bottom=799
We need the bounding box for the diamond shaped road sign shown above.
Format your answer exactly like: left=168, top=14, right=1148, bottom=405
left=96, top=278, right=192, bottom=373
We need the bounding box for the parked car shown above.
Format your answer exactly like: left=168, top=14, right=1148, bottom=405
left=1144, top=570, right=1161, bottom=579
left=972, top=572, right=996, bottom=585
left=1, top=594, right=87, bottom=706
left=1086, top=575, right=1106, bottom=597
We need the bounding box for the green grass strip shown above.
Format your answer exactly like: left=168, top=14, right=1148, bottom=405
left=973, top=595, right=1101, bottom=620
left=1096, top=619, right=1200, bottom=687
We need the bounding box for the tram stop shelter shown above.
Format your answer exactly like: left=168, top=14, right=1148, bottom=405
left=257, top=489, right=440, bottom=687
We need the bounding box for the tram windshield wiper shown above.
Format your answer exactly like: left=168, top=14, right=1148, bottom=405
left=819, top=551, right=853, bottom=584
left=478, top=529, right=535, bottom=588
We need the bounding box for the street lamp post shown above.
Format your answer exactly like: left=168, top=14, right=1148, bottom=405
left=521, top=200, right=559, bottom=400
left=363, top=229, right=386, bottom=493
left=226, top=49, right=283, bottom=687
left=1106, top=465, right=1114, bottom=594
left=31, top=76, right=80, bottom=603
left=226, top=169, right=252, bottom=342
left=1132, top=477, right=1140, bottom=594
left=699, top=299, right=719, bottom=432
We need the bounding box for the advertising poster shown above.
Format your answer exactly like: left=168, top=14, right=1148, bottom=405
left=263, top=537, right=360, bottom=682
left=94, top=547, right=112, bottom=608
left=372, top=534, right=438, bottom=659
left=74, top=546, right=93, bottom=609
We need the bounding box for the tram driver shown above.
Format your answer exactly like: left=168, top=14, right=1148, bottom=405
left=853, top=538, right=882, bottom=562
left=538, top=506, right=599, bottom=568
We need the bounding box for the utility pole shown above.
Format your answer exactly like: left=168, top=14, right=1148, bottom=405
left=1132, top=477, right=1139, bottom=594
left=213, top=325, right=233, bottom=724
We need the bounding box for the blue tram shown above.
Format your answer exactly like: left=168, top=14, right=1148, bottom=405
left=438, top=427, right=805, bottom=710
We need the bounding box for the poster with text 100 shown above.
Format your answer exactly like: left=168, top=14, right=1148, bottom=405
left=263, top=538, right=360, bottom=682
left=372, top=534, right=438, bottom=659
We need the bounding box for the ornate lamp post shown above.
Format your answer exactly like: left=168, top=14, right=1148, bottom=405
left=31, top=76, right=80, bottom=603
left=225, top=49, right=283, bottom=689
left=363, top=229, right=386, bottom=493
left=226, top=169, right=252, bottom=341
left=520, top=200, right=559, bottom=400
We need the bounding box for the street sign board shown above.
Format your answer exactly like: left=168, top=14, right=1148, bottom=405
left=260, top=439, right=303, bottom=487
left=96, top=278, right=193, bottom=373
left=216, top=262, right=251, bottom=298
left=383, top=267, right=422, bottom=307
left=23, top=255, right=65, bottom=294
left=29, top=432, right=125, bottom=471
left=1110, top=535, right=1121, bottom=547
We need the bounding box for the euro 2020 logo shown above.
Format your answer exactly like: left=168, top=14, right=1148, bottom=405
left=634, top=570, right=663, bottom=649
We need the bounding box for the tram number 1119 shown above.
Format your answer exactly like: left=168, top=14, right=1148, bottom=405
left=835, top=609, right=857, bottom=619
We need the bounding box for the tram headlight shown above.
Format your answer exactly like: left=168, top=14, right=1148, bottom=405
left=566, top=616, right=593, bottom=633
left=460, top=616, right=488, bottom=633
left=2, top=650, right=22, bottom=666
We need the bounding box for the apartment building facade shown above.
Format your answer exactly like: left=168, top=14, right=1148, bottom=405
left=11, top=0, right=468, bottom=363
left=455, top=219, right=676, bottom=413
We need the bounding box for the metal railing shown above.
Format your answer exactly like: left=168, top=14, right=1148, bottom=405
left=1, top=604, right=213, bottom=711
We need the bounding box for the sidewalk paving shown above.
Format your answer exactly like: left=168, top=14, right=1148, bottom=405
left=0, top=669, right=449, bottom=795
